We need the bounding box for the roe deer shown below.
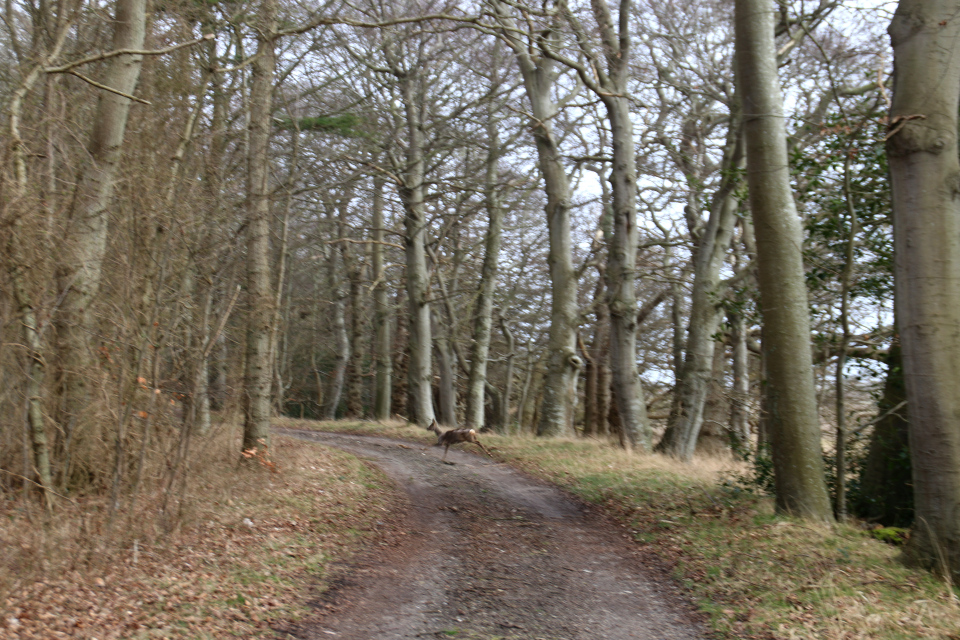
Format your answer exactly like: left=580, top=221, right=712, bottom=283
left=427, top=419, right=492, bottom=463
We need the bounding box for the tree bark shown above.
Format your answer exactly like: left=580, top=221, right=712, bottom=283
left=465, top=121, right=505, bottom=430
left=322, top=204, right=349, bottom=420
left=371, top=175, right=393, bottom=420
left=55, top=0, right=146, bottom=447
left=434, top=318, right=458, bottom=427
left=658, top=123, right=744, bottom=459
left=735, top=0, right=832, bottom=521
left=598, top=5, right=651, bottom=450
left=493, top=1, right=581, bottom=437
left=886, top=0, right=960, bottom=577
left=396, top=70, right=435, bottom=428
left=242, top=0, right=277, bottom=453
left=499, top=315, right=516, bottom=433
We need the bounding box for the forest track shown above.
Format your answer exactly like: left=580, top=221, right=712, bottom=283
left=279, top=429, right=707, bottom=640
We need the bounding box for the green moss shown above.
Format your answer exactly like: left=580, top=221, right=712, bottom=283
left=869, top=527, right=909, bottom=546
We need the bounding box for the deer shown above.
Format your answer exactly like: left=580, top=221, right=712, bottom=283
left=427, top=419, right=493, bottom=463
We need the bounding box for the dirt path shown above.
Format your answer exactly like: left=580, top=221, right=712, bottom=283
left=281, top=429, right=707, bottom=640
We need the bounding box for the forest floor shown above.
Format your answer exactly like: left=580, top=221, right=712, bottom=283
left=279, top=428, right=705, bottom=640
left=294, top=419, right=960, bottom=640
left=3, top=418, right=959, bottom=639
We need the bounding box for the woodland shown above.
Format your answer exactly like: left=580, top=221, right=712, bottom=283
left=2, top=0, right=960, bottom=607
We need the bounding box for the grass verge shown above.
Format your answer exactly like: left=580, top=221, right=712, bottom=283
left=286, top=418, right=960, bottom=640
left=1, top=428, right=399, bottom=639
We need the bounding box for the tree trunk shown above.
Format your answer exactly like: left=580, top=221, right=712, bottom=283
left=322, top=221, right=349, bottom=420
left=603, top=81, right=651, bottom=451
left=658, top=124, right=744, bottom=460
left=242, top=0, right=277, bottom=453
left=392, top=287, right=409, bottom=420
left=728, top=302, right=751, bottom=451
left=854, top=342, right=912, bottom=527
left=345, top=227, right=365, bottom=419
left=465, top=121, right=505, bottom=430
left=886, top=0, right=960, bottom=577
left=493, top=2, right=581, bottom=437
left=434, top=320, right=458, bottom=427
left=371, top=175, right=392, bottom=420
left=735, top=0, right=832, bottom=521
left=55, top=0, right=146, bottom=447
left=695, top=344, right=729, bottom=457
left=397, top=71, right=435, bottom=428
left=834, top=154, right=859, bottom=520
left=499, top=315, right=516, bottom=433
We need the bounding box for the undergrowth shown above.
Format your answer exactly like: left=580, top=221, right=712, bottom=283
left=293, top=418, right=960, bottom=640
left=0, top=423, right=399, bottom=639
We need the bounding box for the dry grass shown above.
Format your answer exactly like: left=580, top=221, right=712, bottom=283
left=0, top=426, right=400, bottom=639
left=297, top=419, right=960, bottom=640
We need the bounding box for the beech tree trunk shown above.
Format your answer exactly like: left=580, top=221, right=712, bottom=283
left=602, top=58, right=652, bottom=451
left=500, top=315, right=515, bottom=433
left=395, top=69, right=435, bottom=427
left=242, top=0, right=277, bottom=453
left=658, top=124, right=743, bottom=460
left=494, top=1, right=581, bottom=437
left=465, top=121, right=505, bottom=430
left=735, top=0, right=832, bottom=521
left=434, top=321, right=458, bottom=427
left=371, top=176, right=392, bottom=420
left=728, top=300, right=751, bottom=451
left=322, top=204, right=349, bottom=420
left=55, top=0, right=146, bottom=447
left=886, top=0, right=960, bottom=577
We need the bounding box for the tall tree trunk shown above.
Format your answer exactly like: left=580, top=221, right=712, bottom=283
left=499, top=315, right=516, bottom=433
left=55, top=0, right=147, bottom=449
left=658, top=122, right=744, bottom=459
left=735, top=0, right=832, bottom=521
left=728, top=301, right=751, bottom=451
left=834, top=154, right=859, bottom=520
left=5, top=33, right=70, bottom=507
left=396, top=71, right=435, bottom=428
left=392, top=287, right=409, bottom=420
left=345, top=224, right=364, bottom=419
left=465, top=122, right=505, bottom=430
left=602, top=78, right=651, bottom=451
left=242, top=0, right=277, bottom=453
left=434, top=318, right=458, bottom=427
left=886, top=0, right=960, bottom=577
left=494, top=2, right=581, bottom=437
left=371, top=176, right=392, bottom=420
left=539, top=0, right=649, bottom=447
left=323, top=214, right=349, bottom=420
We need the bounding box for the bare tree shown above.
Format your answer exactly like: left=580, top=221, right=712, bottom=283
left=243, top=0, right=279, bottom=453
left=886, top=0, right=960, bottom=577
left=735, top=0, right=831, bottom=521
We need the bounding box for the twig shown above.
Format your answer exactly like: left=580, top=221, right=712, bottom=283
left=68, top=70, right=151, bottom=105
left=0, top=468, right=78, bottom=507
left=46, top=34, right=215, bottom=73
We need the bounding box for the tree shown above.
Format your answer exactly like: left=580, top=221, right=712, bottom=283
left=55, top=0, right=148, bottom=459
left=536, top=0, right=653, bottom=450
left=886, top=0, right=960, bottom=577
left=735, top=0, right=832, bottom=521
left=492, top=0, right=582, bottom=437
left=243, top=0, right=279, bottom=453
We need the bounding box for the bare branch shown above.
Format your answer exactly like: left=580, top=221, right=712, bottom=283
left=46, top=34, right=214, bottom=74
left=68, top=70, right=151, bottom=105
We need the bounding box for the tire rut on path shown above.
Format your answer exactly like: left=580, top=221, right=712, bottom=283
left=281, top=429, right=707, bottom=640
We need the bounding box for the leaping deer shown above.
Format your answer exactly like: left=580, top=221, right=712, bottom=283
left=427, top=420, right=493, bottom=463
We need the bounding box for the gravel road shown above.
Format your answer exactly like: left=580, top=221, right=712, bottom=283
left=281, top=429, right=708, bottom=640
